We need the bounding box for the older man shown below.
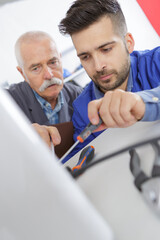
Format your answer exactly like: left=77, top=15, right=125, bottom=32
left=7, top=31, right=82, bottom=148
left=8, top=31, right=82, bottom=126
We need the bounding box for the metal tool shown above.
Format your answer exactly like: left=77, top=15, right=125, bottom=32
left=60, top=118, right=102, bottom=163
left=129, top=142, right=160, bottom=218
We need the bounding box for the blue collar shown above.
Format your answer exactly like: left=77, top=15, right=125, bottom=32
left=93, top=84, right=104, bottom=99
left=33, top=90, right=63, bottom=108
left=33, top=90, right=64, bottom=124
left=126, top=68, right=133, bottom=92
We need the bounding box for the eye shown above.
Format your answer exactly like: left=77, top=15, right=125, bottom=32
left=102, top=47, right=112, bottom=53
left=50, top=60, right=57, bottom=65
left=80, top=55, right=89, bottom=61
left=31, top=66, right=40, bottom=72
left=49, top=59, right=59, bottom=67
left=33, top=67, right=38, bottom=71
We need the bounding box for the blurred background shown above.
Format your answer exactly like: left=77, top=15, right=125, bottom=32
left=0, top=0, right=159, bottom=86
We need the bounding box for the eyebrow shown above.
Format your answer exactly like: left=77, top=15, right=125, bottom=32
left=77, top=41, right=116, bottom=57
left=48, top=57, right=58, bottom=62
left=29, top=57, right=58, bottom=70
left=29, top=63, right=40, bottom=70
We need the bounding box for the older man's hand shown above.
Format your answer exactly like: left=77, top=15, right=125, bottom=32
left=88, top=89, right=145, bottom=131
left=32, top=123, right=61, bottom=148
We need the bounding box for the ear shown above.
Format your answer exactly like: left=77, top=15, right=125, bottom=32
left=16, top=66, right=26, bottom=81
left=125, top=33, right=135, bottom=54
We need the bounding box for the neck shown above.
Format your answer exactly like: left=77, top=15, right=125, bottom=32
left=50, top=100, right=57, bottom=110
left=119, top=78, right=128, bottom=91
left=45, top=97, right=58, bottom=110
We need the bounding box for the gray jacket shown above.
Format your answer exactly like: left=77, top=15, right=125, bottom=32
left=7, top=81, right=83, bottom=125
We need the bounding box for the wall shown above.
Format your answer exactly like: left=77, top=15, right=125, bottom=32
left=0, top=0, right=159, bottom=85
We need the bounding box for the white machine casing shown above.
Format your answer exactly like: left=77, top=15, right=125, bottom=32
left=0, top=88, right=113, bottom=240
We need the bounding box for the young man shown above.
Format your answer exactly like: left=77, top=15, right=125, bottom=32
left=59, top=0, right=160, bottom=160
left=7, top=31, right=83, bottom=148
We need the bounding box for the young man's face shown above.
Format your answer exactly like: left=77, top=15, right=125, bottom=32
left=17, top=38, right=63, bottom=102
left=72, top=16, right=134, bottom=93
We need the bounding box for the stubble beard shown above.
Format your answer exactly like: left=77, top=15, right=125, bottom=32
left=92, top=57, right=130, bottom=93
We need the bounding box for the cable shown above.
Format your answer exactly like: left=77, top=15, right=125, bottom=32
left=72, top=135, right=160, bottom=179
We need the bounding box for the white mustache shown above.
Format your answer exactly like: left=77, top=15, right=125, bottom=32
left=39, top=77, right=62, bottom=92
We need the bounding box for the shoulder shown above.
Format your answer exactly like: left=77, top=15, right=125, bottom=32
left=63, top=81, right=83, bottom=93
left=130, top=47, right=160, bottom=90
left=73, top=81, right=96, bottom=113
left=74, top=81, right=95, bottom=103
left=62, top=82, right=83, bottom=101
left=131, top=47, right=160, bottom=62
left=8, top=81, right=31, bottom=94
left=130, top=47, right=160, bottom=75
left=7, top=81, right=35, bottom=104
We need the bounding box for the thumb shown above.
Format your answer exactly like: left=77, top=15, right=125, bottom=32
left=131, top=96, right=145, bottom=120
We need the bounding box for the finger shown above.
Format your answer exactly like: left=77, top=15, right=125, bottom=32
left=99, top=91, right=118, bottom=128
left=47, top=126, right=61, bottom=146
left=32, top=123, right=51, bottom=147
left=109, top=90, right=128, bottom=127
left=120, top=92, right=139, bottom=123
left=88, top=98, right=103, bottom=125
left=131, top=95, right=145, bottom=120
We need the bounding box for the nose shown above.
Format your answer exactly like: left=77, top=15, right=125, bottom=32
left=43, top=66, right=53, bottom=80
left=93, top=55, right=106, bottom=73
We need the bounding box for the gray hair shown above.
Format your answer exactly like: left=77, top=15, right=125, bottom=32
left=15, top=31, right=55, bottom=68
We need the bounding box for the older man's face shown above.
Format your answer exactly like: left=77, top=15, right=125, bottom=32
left=19, top=38, right=63, bottom=102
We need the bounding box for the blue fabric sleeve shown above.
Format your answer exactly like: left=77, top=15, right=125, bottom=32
left=136, top=87, right=160, bottom=121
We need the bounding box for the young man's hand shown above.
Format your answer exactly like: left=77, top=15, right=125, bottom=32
left=88, top=89, right=145, bottom=130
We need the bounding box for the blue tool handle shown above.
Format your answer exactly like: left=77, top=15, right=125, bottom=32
left=72, top=146, right=95, bottom=172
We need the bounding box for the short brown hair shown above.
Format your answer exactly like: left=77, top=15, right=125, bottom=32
left=59, top=0, right=127, bottom=37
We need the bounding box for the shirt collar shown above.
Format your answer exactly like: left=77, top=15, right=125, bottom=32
left=93, top=83, right=104, bottom=99
left=33, top=90, right=64, bottom=111
left=126, top=68, right=133, bottom=92
left=53, top=91, right=64, bottom=113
